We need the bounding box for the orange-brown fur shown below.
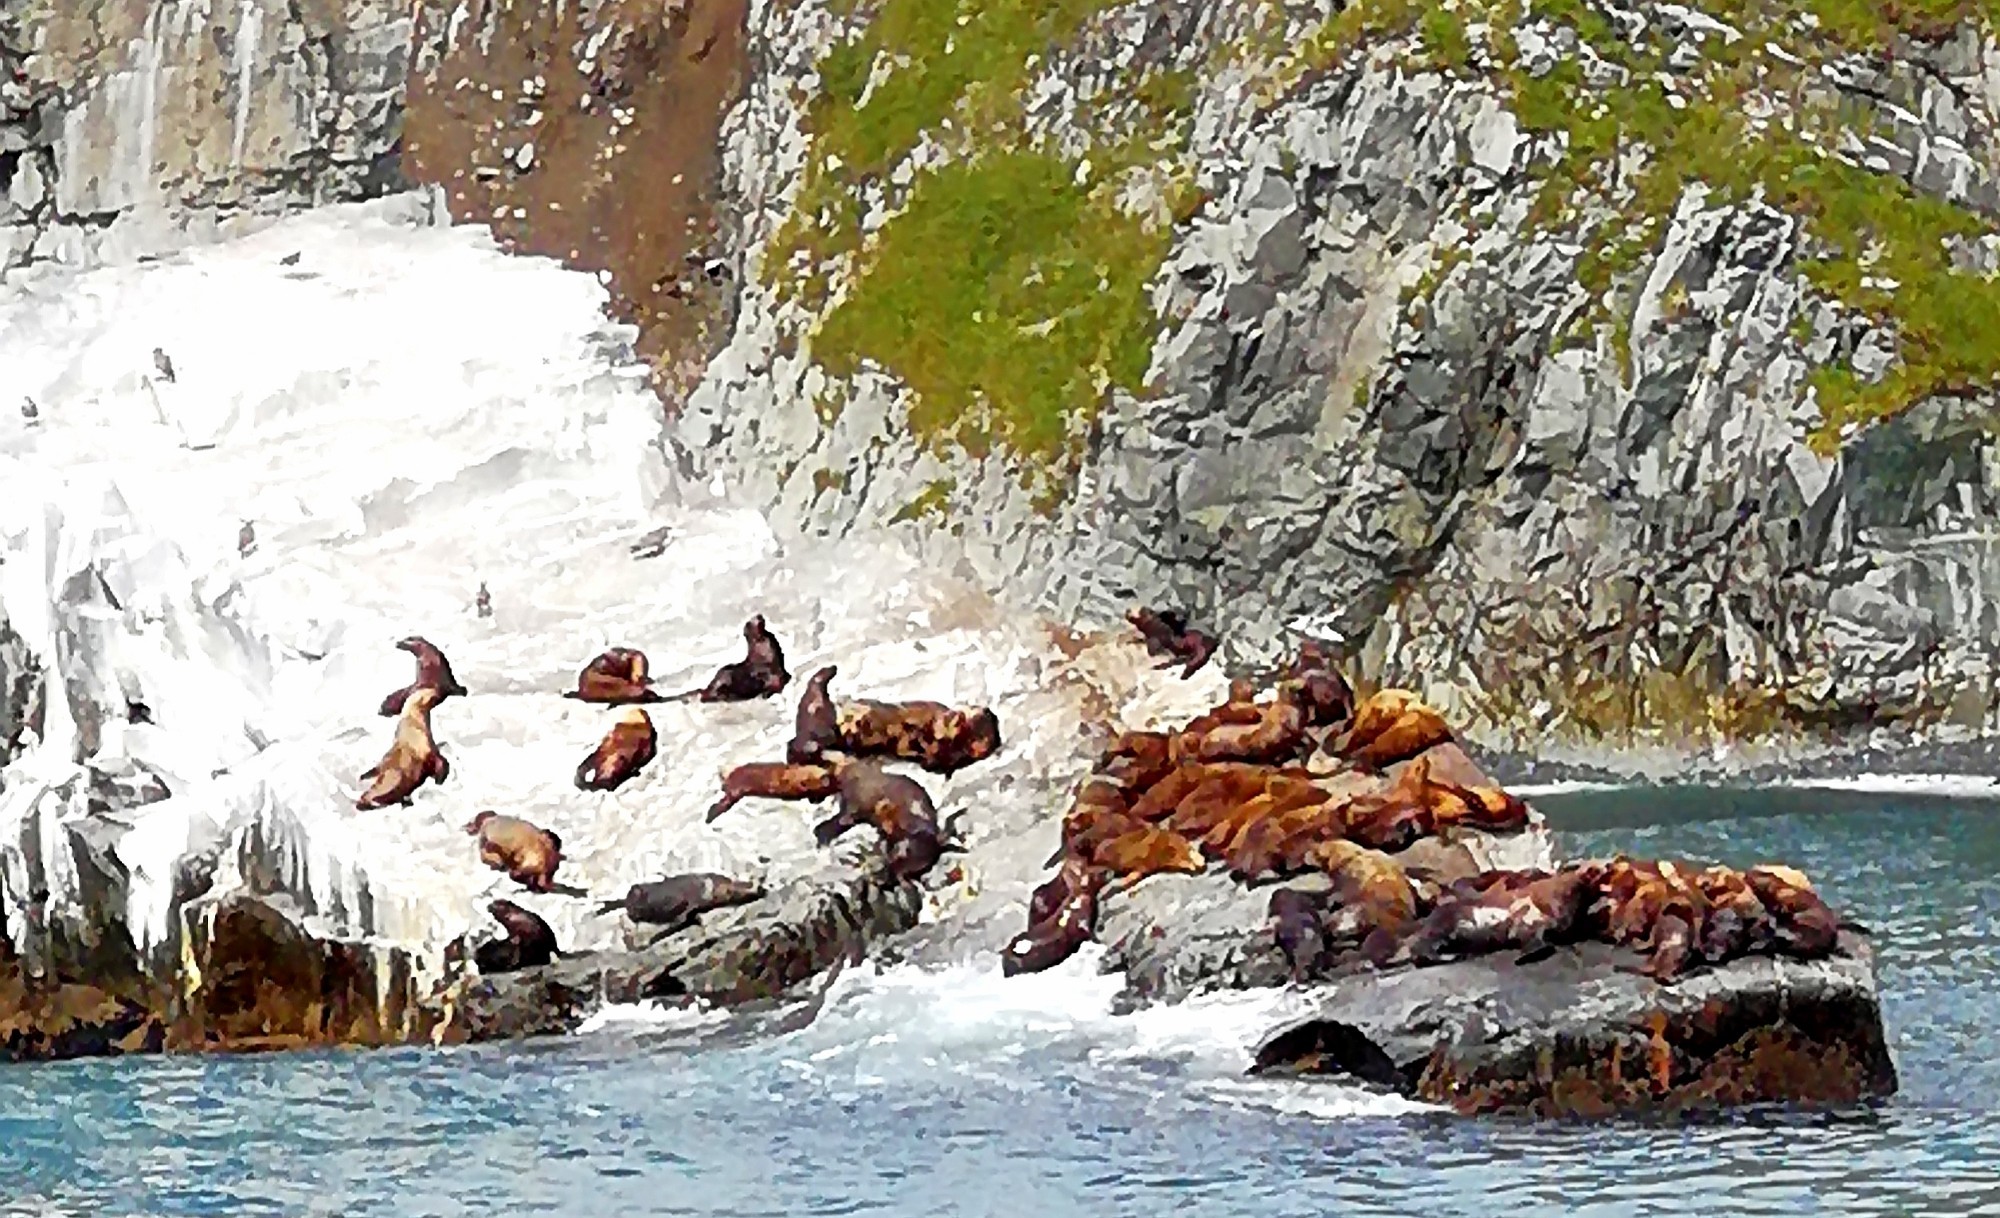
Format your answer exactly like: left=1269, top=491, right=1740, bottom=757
left=1326, top=688, right=1453, bottom=771
left=564, top=647, right=661, bottom=705
left=465, top=811, right=563, bottom=893
left=574, top=707, right=659, bottom=792
left=378, top=636, right=468, bottom=717
left=356, top=687, right=450, bottom=810
left=1306, top=838, right=1421, bottom=961
left=704, top=760, right=840, bottom=822
left=1091, top=826, right=1206, bottom=881
left=833, top=699, right=1002, bottom=774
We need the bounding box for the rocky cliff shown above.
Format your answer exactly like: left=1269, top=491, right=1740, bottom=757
left=7, top=0, right=2000, bottom=764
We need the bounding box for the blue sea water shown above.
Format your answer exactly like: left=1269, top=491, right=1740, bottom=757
left=3, top=789, right=1998, bottom=1218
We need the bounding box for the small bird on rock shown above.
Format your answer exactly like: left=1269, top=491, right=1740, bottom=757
left=279, top=251, right=301, bottom=266
left=476, top=581, right=493, bottom=619
left=237, top=521, right=256, bottom=558
left=152, top=347, right=177, bottom=383
left=20, top=396, right=37, bottom=422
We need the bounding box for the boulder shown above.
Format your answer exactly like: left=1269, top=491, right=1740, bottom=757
left=1249, top=933, right=1897, bottom=1117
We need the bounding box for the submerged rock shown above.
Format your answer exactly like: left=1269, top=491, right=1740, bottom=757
left=1249, top=933, right=1897, bottom=1117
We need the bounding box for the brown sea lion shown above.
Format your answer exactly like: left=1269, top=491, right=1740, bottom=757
left=703, top=760, right=840, bottom=822
left=1128, top=606, right=1218, bottom=678
left=786, top=664, right=841, bottom=765
left=1026, top=855, right=1103, bottom=930
left=1048, top=780, right=1146, bottom=868
left=1177, top=679, right=1267, bottom=740
left=812, top=760, right=958, bottom=882
left=1267, top=887, right=1333, bottom=984
left=473, top=898, right=558, bottom=974
left=833, top=698, right=1002, bottom=774
left=1693, top=865, right=1776, bottom=965
left=1097, top=730, right=1174, bottom=791
left=1743, top=864, right=1842, bottom=958
left=1305, top=839, right=1420, bottom=965
left=356, top=687, right=450, bottom=810
left=464, top=811, right=563, bottom=893
left=1004, top=861, right=1106, bottom=977
left=1587, top=857, right=1708, bottom=980
left=595, top=872, right=766, bottom=930
left=562, top=647, right=663, bottom=704
left=1283, top=640, right=1355, bottom=728
left=1401, top=865, right=1600, bottom=966
left=1091, top=825, right=1206, bottom=881
left=1176, top=681, right=1314, bottom=766
left=675, top=614, right=791, bottom=702
left=574, top=707, right=659, bottom=792
left=378, top=636, right=469, bottom=717
left=1326, top=688, right=1453, bottom=771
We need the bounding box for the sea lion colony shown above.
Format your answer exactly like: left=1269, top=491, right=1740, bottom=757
left=356, top=614, right=1002, bottom=974
left=1003, top=643, right=1856, bottom=988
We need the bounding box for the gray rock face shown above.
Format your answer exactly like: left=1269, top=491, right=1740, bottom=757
left=0, top=0, right=425, bottom=275
left=669, top=1, right=2000, bottom=759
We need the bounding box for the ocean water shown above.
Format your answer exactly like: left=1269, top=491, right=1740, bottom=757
left=2, top=787, right=1997, bottom=1218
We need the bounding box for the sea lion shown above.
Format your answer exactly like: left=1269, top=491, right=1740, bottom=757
left=1305, top=839, right=1420, bottom=965
left=1401, top=865, right=1599, bottom=966
left=1047, top=779, right=1146, bottom=867
left=595, top=872, right=766, bottom=931
left=465, top=811, right=563, bottom=893
left=1176, top=681, right=1314, bottom=766
left=1268, top=887, right=1332, bottom=984
left=1004, top=862, right=1105, bottom=977
left=832, top=699, right=1002, bottom=774
left=472, top=898, right=558, bottom=974
left=1742, top=864, right=1842, bottom=958
left=356, top=687, right=450, bottom=810
left=1090, top=825, right=1206, bottom=881
left=703, top=760, right=840, bottom=822
left=1284, top=640, right=1355, bottom=728
left=574, top=707, right=658, bottom=792
left=377, top=636, right=469, bottom=717
left=1097, top=730, right=1174, bottom=791
left=1693, top=865, right=1776, bottom=965
left=786, top=664, right=842, bottom=765
left=1588, top=857, right=1707, bottom=980
left=1026, top=855, right=1103, bottom=930
left=676, top=614, right=791, bottom=702
left=563, top=647, right=662, bottom=705
left=811, top=760, right=956, bottom=882
left=1325, top=688, right=1453, bottom=771
left=1127, top=606, right=1218, bottom=678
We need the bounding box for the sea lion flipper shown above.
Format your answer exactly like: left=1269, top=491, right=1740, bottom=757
left=430, top=751, right=450, bottom=784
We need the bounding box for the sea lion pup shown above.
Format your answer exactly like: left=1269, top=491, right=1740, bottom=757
left=595, top=872, right=766, bottom=931
left=1399, top=864, right=1601, bottom=967
left=811, top=760, right=956, bottom=882
left=574, top=707, right=659, bottom=792
left=1742, top=864, right=1842, bottom=958
left=1127, top=605, right=1218, bottom=678
left=703, top=760, right=840, bottom=822
left=562, top=647, right=663, bottom=705
left=472, top=898, right=558, bottom=975
left=1304, top=840, right=1421, bottom=965
left=1004, top=861, right=1107, bottom=977
left=1325, top=688, right=1454, bottom=772
left=1090, top=825, right=1206, bottom=881
left=675, top=614, right=791, bottom=702
left=832, top=698, right=1003, bottom=774
left=356, top=687, right=450, bottom=810
left=786, top=664, right=841, bottom=765
left=465, top=811, right=563, bottom=893
left=377, top=636, right=468, bottom=717
left=1267, top=887, right=1334, bottom=983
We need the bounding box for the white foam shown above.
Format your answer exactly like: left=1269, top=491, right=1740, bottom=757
left=1516, top=773, right=2000, bottom=801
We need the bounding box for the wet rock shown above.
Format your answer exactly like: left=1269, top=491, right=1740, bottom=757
left=449, top=858, right=924, bottom=1040
left=1249, top=933, right=1897, bottom=1117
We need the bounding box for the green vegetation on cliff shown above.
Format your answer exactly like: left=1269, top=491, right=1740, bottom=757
left=1297, top=0, right=2000, bottom=452
left=767, top=0, right=1199, bottom=505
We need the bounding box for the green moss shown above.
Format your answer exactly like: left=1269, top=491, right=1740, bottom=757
left=770, top=0, right=1204, bottom=499
left=814, top=148, right=1170, bottom=474
left=1418, top=5, right=1473, bottom=73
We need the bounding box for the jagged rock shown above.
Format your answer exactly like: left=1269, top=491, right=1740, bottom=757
left=448, top=859, right=925, bottom=1040
left=1249, top=933, right=1897, bottom=1117
left=0, top=615, right=42, bottom=768
left=0, top=959, right=162, bottom=1063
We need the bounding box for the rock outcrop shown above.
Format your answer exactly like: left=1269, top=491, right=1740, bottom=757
left=1250, top=933, right=1898, bottom=1117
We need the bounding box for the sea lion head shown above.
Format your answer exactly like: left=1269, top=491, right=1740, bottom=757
left=807, top=664, right=837, bottom=689
left=487, top=898, right=531, bottom=932
left=395, top=635, right=431, bottom=656
left=745, top=614, right=768, bottom=639
left=617, top=706, right=654, bottom=730
left=465, top=810, right=497, bottom=836
left=1749, top=863, right=1813, bottom=892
